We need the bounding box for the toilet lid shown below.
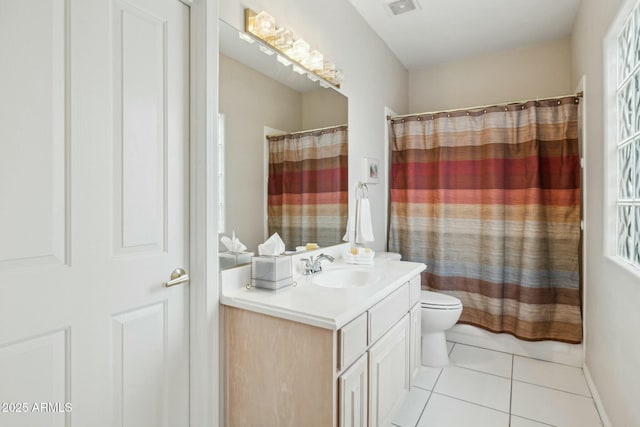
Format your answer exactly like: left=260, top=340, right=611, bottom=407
left=420, top=290, right=462, bottom=308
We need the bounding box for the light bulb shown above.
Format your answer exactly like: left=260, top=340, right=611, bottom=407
left=308, top=50, right=323, bottom=71
left=274, top=27, right=293, bottom=50
left=319, top=60, right=336, bottom=80
left=254, top=11, right=275, bottom=38
left=290, top=39, right=310, bottom=64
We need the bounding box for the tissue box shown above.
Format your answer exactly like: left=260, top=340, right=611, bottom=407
left=251, top=255, right=293, bottom=290
left=219, top=251, right=253, bottom=269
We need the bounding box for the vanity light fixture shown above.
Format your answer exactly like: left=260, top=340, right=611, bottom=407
left=238, top=32, right=255, bottom=44
left=244, top=8, right=344, bottom=88
left=276, top=55, right=292, bottom=67
left=259, top=45, right=275, bottom=56
left=292, top=64, right=306, bottom=75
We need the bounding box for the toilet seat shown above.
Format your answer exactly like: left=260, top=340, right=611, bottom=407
left=420, top=290, right=462, bottom=310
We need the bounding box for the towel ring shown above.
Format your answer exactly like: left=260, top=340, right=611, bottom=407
left=356, top=182, right=369, bottom=199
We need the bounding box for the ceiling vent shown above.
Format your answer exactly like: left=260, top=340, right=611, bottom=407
left=385, top=0, right=420, bottom=16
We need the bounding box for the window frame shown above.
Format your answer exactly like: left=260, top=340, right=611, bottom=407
left=605, top=0, right=640, bottom=273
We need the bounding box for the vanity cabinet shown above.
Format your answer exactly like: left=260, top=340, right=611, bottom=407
left=224, top=275, right=422, bottom=427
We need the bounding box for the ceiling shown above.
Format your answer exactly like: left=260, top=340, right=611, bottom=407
left=347, top=0, right=581, bottom=68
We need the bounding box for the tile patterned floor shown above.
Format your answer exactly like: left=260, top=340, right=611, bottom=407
left=392, top=342, right=603, bottom=427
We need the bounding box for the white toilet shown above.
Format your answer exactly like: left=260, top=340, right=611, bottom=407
left=420, top=290, right=463, bottom=367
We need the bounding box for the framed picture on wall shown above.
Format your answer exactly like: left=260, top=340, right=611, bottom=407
left=362, top=157, right=379, bottom=184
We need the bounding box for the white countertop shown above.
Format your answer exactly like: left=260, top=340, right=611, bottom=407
left=220, top=255, right=426, bottom=330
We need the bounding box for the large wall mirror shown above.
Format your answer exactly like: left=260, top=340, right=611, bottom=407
left=218, top=19, right=348, bottom=269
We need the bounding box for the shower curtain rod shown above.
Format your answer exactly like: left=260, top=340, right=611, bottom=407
left=267, top=123, right=348, bottom=139
left=386, top=92, right=583, bottom=120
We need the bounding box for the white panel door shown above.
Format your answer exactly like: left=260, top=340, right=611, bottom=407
left=338, top=353, right=368, bottom=427
left=368, top=314, right=411, bottom=427
left=0, top=0, right=191, bottom=426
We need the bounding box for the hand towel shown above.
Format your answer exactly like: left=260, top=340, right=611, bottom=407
left=356, top=198, right=375, bottom=243
left=342, top=216, right=354, bottom=242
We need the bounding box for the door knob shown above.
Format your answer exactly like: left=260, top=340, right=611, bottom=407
left=165, top=268, right=189, bottom=287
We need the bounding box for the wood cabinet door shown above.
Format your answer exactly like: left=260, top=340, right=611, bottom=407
left=339, top=353, right=368, bottom=427
left=368, top=314, right=411, bottom=427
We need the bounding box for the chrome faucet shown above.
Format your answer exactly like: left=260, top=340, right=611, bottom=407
left=301, top=253, right=335, bottom=275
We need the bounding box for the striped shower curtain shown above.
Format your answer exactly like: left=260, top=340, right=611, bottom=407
left=267, top=125, right=348, bottom=250
left=388, top=97, right=582, bottom=343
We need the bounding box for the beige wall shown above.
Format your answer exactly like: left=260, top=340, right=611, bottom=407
left=219, top=54, right=302, bottom=253
left=408, top=38, right=572, bottom=113
left=301, top=88, right=348, bottom=130
left=221, top=0, right=409, bottom=252
left=571, top=0, right=640, bottom=425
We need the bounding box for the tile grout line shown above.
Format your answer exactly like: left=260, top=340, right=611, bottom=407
left=447, top=354, right=590, bottom=393
left=413, top=391, right=432, bottom=427
left=448, top=340, right=517, bottom=357
left=511, top=414, right=556, bottom=426
left=512, top=378, right=594, bottom=399
left=430, top=367, right=445, bottom=395
left=450, top=340, right=584, bottom=369
left=448, top=363, right=513, bottom=379
left=449, top=343, right=516, bottom=378
left=430, top=391, right=511, bottom=415
left=509, top=354, right=514, bottom=426
left=414, top=368, right=445, bottom=426
left=513, top=352, right=585, bottom=369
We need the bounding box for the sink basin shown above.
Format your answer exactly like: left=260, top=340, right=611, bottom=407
left=312, top=269, right=384, bottom=289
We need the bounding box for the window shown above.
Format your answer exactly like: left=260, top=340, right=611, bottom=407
left=614, top=1, right=640, bottom=269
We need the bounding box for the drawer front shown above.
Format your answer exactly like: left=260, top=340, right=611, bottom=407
left=368, top=283, right=410, bottom=344
left=339, top=312, right=368, bottom=371
left=409, top=275, right=421, bottom=307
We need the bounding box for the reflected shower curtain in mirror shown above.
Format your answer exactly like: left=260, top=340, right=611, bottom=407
left=267, top=125, right=348, bottom=250
left=388, top=97, right=582, bottom=343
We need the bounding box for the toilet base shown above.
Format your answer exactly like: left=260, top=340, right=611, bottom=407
left=421, top=331, right=450, bottom=367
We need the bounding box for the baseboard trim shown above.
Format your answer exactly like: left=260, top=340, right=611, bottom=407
left=583, top=363, right=612, bottom=427
left=446, top=324, right=583, bottom=367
